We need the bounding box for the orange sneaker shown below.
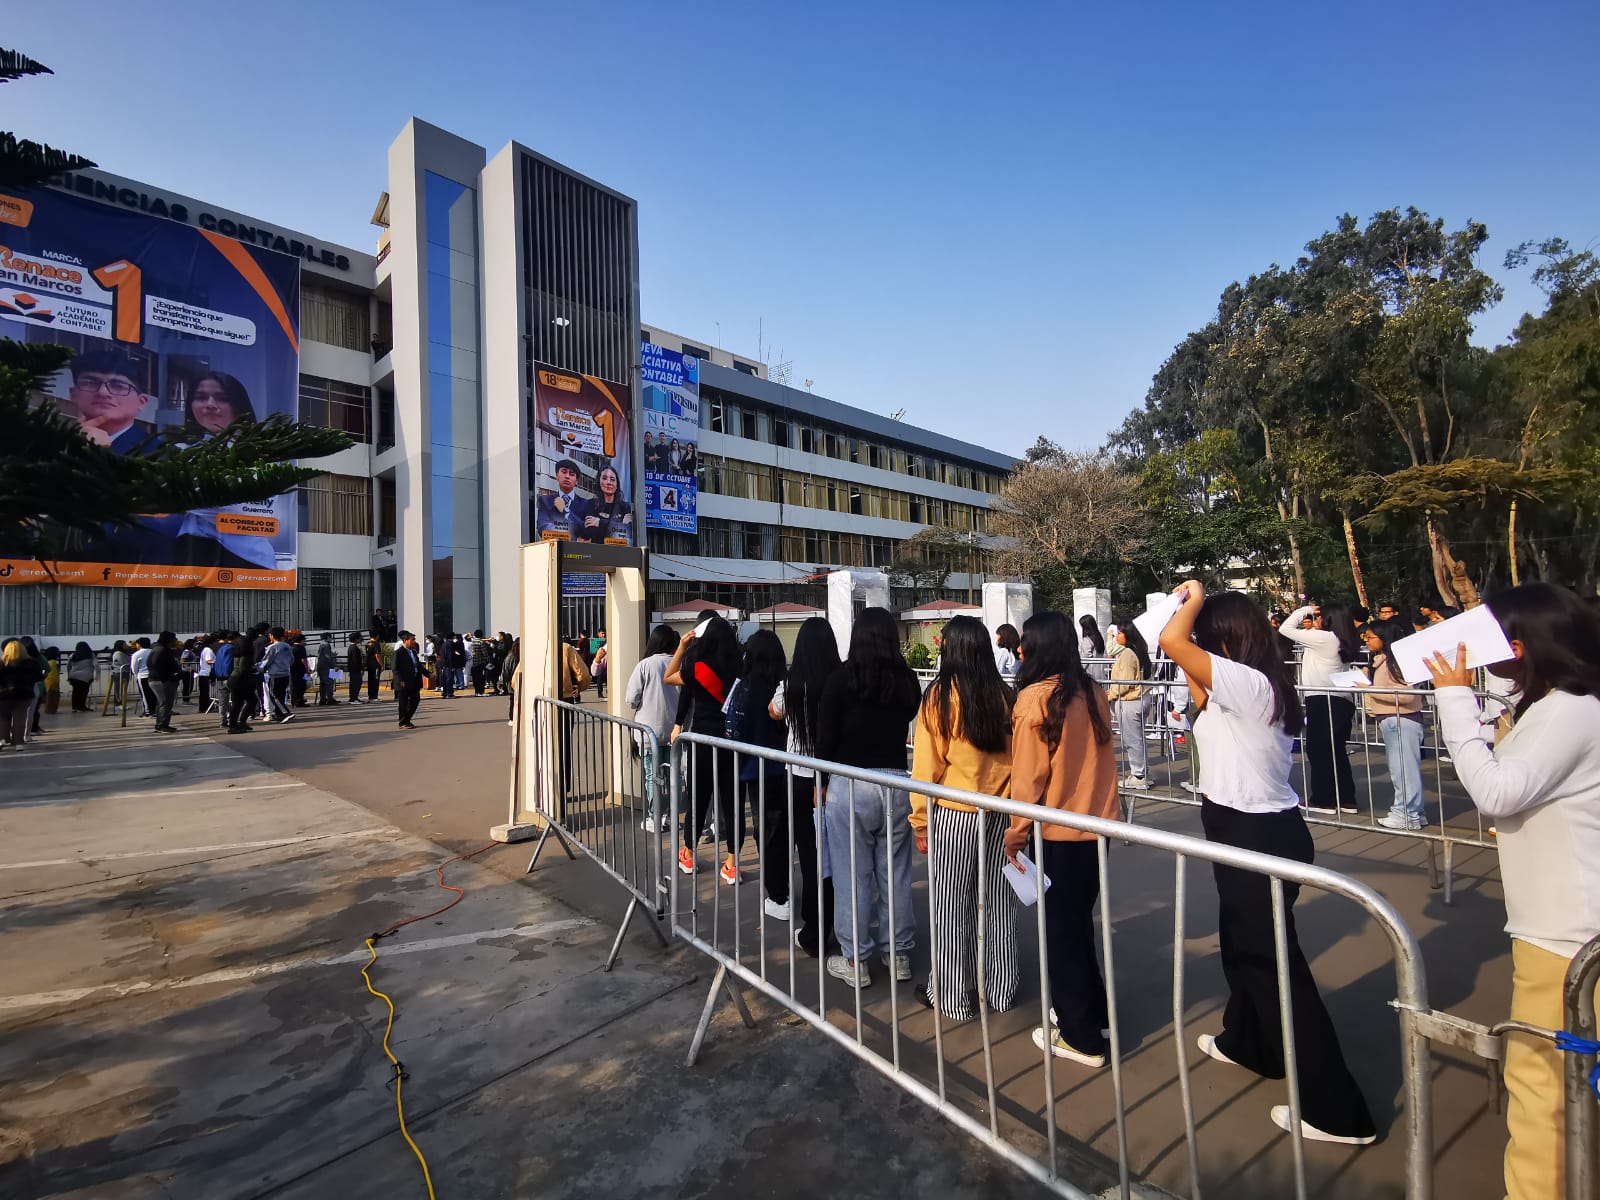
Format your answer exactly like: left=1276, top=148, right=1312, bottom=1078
left=678, top=846, right=697, bottom=876
left=720, top=858, right=741, bottom=886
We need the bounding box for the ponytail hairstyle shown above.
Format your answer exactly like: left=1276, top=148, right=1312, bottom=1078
left=1015, top=611, right=1110, bottom=750
left=923, top=615, right=1012, bottom=754
left=1320, top=602, right=1363, bottom=664
left=1193, top=592, right=1304, bottom=737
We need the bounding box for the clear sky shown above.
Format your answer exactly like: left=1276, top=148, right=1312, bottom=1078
left=7, top=1, right=1597, bottom=459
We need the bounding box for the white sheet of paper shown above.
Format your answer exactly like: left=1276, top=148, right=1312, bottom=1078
left=1132, top=592, right=1184, bottom=652
left=1002, top=850, right=1052, bottom=906
left=1390, top=606, right=1515, bottom=685
left=1328, top=669, right=1371, bottom=689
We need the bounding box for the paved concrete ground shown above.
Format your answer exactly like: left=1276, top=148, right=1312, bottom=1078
left=1, top=688, right=1517, bottom=1198
left=0, top=696, right=1080, bottom=1200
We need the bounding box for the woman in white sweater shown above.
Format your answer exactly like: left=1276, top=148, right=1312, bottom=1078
left=1426, top=584, right=1600, bottom=1200
left=1278, top=603, right=1363, bottom=814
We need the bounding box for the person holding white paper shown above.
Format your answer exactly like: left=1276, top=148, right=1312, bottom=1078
left=1279, top=602, right=1363, bottom=814
left=1425, top=583, right=1600, bottom=1200
left=910, top=616, right=1017, bottom=1022
left=1159, top=581, right=1377, bottom=1146
left=1359, top=619, right=1427, bottom=830
left=1001, top=611, right=1120, bottom=1068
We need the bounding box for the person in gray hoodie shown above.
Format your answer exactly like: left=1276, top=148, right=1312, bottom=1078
left=625, top=624, right=681, bottom=832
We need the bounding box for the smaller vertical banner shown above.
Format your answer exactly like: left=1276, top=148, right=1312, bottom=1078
left=640, top=342, right=699, bottom=533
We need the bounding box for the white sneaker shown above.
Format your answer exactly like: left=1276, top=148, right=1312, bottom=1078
left=827, top=955, right=871, bottom=987
left=1197, top=1033, right=1241, bottom=1067
left=12, top=743, right=24, bottom=753
left=1270, top=1104, right=1377, bottom=1146
left=1032, top=1025, right=1106, bottom=1067
left=1145, top=732, right=1164, bottom=742
left=879, top=953, right=912, bottom=982
left=1377, top=811, right=1423, bottom=832
left=1123, top=774, right=1150, bottom=791
left=640, top=815, right=658, bottom=833
left=1179, top=781, right=1202, bottom=794
left=1305, top=803, right=1338, bottom=815
left=763, top=897, right=790, bottom=922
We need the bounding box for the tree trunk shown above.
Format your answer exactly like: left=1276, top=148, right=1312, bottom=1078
left=1508, top=498, right=1520, bottom=587
left=1427, top=517, right=1481, bottom=609
left=1341, top=510, right=1370, bottom=609
left=1255, top=415, right=1306, bottom=600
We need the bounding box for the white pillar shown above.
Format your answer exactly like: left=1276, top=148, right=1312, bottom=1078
left=1072, top=587, right=1112, bottom=639
left=982, top=581, right=1033, bottom=634
left=827, top=569, right=891, bottom=658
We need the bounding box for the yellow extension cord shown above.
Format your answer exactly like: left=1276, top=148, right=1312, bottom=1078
left=360, top=936, right=438, bottom=1200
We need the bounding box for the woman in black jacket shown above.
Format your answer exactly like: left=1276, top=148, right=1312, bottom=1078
left=0, top=637, right=45, bottom=749
left=346, top=636, right=365, bottom=704
left=726, top=630, right=792, bottom=920
left=665, top=613, right=743, bottom=885
left=366, top=637, right=384, bottom=702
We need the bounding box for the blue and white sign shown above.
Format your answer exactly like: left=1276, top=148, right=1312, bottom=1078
left=641, top=342, right=699, bottom=533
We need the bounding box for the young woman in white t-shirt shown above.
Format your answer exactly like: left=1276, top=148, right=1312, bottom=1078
left=1159, top=580, right=1376, bottom=1146
left=1425, top=584, right=1600, bottom=1200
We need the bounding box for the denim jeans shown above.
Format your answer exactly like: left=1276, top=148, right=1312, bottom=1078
left=824, top=772, right=915, bottom=962
left=1380, top=715, right=1426, bottom=821
left=1114, top=697, right=1148, bottom=777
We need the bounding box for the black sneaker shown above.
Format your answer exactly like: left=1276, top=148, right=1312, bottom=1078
left=279, top=710, right=296, bottom=723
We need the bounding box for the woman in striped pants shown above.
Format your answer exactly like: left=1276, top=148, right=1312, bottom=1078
left=911, top=616, right=1018, bottom=1021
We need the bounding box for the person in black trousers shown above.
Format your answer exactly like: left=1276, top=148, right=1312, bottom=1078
left=146, top=632, right=183, bottom=734
left=346, top=635, right=365, bottom=703
left=392, top=630, right=422, bottom=729
left=366, top=637, right=384, bottom=702
left=228, top=632, right=257, bottom=732
left=1160, top=581, right=1376, bottom=1145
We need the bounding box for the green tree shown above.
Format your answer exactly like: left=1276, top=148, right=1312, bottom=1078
left=0, top=44, right=352, bottom=566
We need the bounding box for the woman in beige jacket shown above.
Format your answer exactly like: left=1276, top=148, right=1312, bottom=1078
left=1002, top=611, right=1121, bottom=1067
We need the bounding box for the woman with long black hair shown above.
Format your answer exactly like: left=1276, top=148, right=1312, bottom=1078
left=66, top=642, right=97, bottom=712
left=1160, top=582, right=1376, bottom=1145
left=725, top=629, right=792, bottom=918
left=816, top=607, right=922, bottom=988
left=1002, top=611, right=1120, bottom=1065
left=770, top=616, right=841, bottom=956
left=1107, top=619, right=1154, bottom=790
left=1280, top=601, right=1363, bottom=814
left=666, top=612, right=744, bottom=885
left=1427, top=584, right=1600, bottom=1200
left=911, top=615, right=1016, bottom=1021
left=1359, top=618, right=1427, bottom=830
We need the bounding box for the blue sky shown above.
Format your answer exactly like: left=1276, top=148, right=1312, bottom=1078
left=8, top=1, right=1597, bottom=458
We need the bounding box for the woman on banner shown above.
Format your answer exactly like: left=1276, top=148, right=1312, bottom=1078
left=576, top=463, right=633, bottom=545
left=171, top=372, right=283, bottom=571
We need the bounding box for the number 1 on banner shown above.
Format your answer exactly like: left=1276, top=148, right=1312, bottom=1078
left=92, top=259, right=143, bottom=343
left=594, top=409, right=616, bottom=457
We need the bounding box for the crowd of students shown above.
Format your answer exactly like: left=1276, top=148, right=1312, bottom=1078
left=617, top=583, right=1600, bottom=1198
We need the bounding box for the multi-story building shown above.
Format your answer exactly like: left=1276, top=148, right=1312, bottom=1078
left=0, top=122, right=1014, bottom=645
left=639, top=324, right=1013, bottom=613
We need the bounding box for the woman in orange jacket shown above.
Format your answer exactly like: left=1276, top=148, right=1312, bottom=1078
left=1003, top=611, right=1122, bottom=1067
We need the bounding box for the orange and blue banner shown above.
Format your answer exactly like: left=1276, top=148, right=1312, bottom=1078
left=0, top=183, right=301, bottom=589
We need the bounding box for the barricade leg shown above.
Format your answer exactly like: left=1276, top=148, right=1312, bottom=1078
left=603, top=895, right=671, bottom=972
left=526, top=817, right=577, bottom=872
left=687, top=963, right=757, bottom=1066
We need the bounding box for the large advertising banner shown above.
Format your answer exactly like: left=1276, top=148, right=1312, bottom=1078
left=529, top=364, right=634, bottom=545
left=640, top=342, right=699, bottom=533
left=0, top=185, right=301, bottom=589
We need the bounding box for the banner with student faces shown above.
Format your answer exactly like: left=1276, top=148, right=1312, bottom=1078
left=0, top=185, right=301, bottom=589
left=640, top=342, right=699, bottom=534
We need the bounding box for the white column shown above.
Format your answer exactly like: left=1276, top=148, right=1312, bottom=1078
left=827, top=568, right=891, bottom=658
left=982, top=581, right=1033, bottom=634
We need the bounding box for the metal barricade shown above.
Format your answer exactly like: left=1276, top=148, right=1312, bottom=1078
left=666, top=730, right=1437, bottom=1199
left=1106, top=679, right=1509, bottom=904
left=522, top=694, right=670, bottom=969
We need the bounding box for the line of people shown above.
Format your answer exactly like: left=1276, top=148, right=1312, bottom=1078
left=417, top=631, right=514, bottom=699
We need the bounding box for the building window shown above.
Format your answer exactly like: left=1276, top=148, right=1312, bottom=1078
left=376, top=389, right=395, bottom=450
left=298, top=474, right=372, bottom=535
left=682, top=343, right=711, bottom=360
left=299, top=374, right=371, bottom=440
left=773, top=418, right=790, bottom=447
left=800, top=427, right=816, bottom=454
left=301, top=284, right=371, bottom=353
left=733, top=360, right=758, bottom=375
left=740, top=409, right=757, bottom=440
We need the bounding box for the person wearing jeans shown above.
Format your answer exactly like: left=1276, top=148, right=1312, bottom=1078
left=1107, top=622, right=1154, bottom=789
left=815, top=607, right=922, bottom=988
left=1361, top=619, right=1427, bottom=829
left=259, top=628, right=295, bottom=723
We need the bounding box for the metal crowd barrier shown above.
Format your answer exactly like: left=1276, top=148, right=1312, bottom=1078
left=1099, top=678, right=1509, bottom=904
left=665, top=730, right=1438, bottom=1200
left=523, top=694, right=669, bottom=969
